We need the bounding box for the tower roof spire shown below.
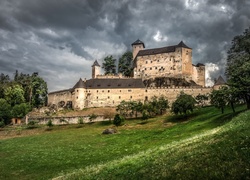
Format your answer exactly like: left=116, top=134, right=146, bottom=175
left=92, top=60, right=100, bottom=67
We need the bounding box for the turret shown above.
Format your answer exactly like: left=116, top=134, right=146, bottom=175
left=131, top=39, right=145, bottom=60
left=92, top=60, right=101, bottom=79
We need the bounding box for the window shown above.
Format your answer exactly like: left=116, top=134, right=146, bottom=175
left=145, top=68, right=147, bottom=70
left=130, top=96, right=132, bottom=99
left=128, top=89, right=132, bottom=92
left=97, top=96, right=98, bottom=99
left=151, top=61, right=152, bottom=63
left=150, top=67, right=152, bottom=70
left=108, top=90, right=110, bottom=93
left=155, top=67, right=157, bottom=70
left=108, top=96, right=110, bottom=99
left=102, top=90, right=104, bottom=92
left=119, top=96, right=121, bottom=99
left=97, top=90, right=98, bottom=92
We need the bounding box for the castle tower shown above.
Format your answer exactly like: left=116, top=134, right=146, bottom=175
left=176, top=41, right=193, bottom=78
left=92, top=60, right=101, bottom=79
left=131, top=39, right=145, bottom=60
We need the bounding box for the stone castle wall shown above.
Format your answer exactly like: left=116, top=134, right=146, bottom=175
left=48, top=86, right=212, bottom=109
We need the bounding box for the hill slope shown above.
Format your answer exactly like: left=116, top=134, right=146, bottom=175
left=55, top=109, right=250, bottom=180
left=0, top=106, right=249, bottom=180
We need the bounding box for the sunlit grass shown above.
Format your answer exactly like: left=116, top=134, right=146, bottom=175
left=0, top=105, right=249, bottom=180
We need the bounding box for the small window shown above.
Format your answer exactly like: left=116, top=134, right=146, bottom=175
left=102, top=90, right=104, bottom=92
left=76, top=96, right=78, bottom=99
left=97, top=96, right=98, bottom=99
left=97, top=90, right=98, bottom=93
left=130, top=96, right=132, bottom=99
left=145, top=68, right=147, bottom=70
left=146, top=61, right=148, bottom=64
left=77, top=90, right=78, bottom=92
left=119, top=96, right=121, bottom=99
left=128, top=90, right=132, bottom=92
left=151, top=61, right=152, bottom=63
left=108, top=90, right=110, bottom=93
left=150, top=67, right=152, bottom=70
left=120, top=90, right=122, bottom=92
left=155, top=67, right=157, bottom=70
left=108, top=96, right=110, bottom=99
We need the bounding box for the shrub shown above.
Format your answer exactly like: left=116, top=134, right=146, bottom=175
left=142, top=110, right=149, bottom=120
left=0, top=120, right=5, bottom=128
left=78, top=117, right=84, bottom=124
left=113, top=114, right=124, bottom=126
left=47, top=119, right=53, bottom=127
left=89, top=113, right=98, bottom=122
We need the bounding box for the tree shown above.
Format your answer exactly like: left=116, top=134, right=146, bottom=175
left=195, top=94, right=209, bottom=107
left=118, top=51, right=133, bottom=76
left=226, top=27, right=250, bottom=109
left=113, top=114, right=124, bottom=126
left=171, top=92, right=196, bottom=115
left=14, top=72, right=48, bottom=108
left=0, top=99, right=12, bottom=124
left=4, top=84, right=25, bottom=106
left=210, top=87, right=228, bottom=114
left=0, top=73, right=10, bottom=99
left=102, top=55, right=116, bottom=75
left=12, top=103, right=31, bottom=118
left=157, top=95, right=169, bottom=115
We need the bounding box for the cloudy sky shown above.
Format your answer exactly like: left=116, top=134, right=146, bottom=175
left=0, top=0, right=249, bottom=91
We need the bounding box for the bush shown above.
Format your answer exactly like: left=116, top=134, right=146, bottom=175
left=142, top=110, right=149, bottom=120
left=0, top=120, right=5, bottom=128
left=47, top=119, right=53, bottom=127
left=113, top=114, right=124, bottom=126
left=78, top=117, right=84, bottom=124
left=89, top=113, right=98, bottom=122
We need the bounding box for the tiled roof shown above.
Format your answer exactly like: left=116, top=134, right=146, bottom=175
left=137, top=45, right=176, bottom=56
left=136, top=41, right=191, bottom=57
left=48, top=88, right=72, bottom=94
left=214, top=75, right=226, bottom=86
left=73, top=78, right=86, bottom=89
left=131, top=39, right=145, bottom=48
left=193, top=63, right=205, bottom=67
left=85, top=78, right=145, bottom=89
left=92, top=60, right=100, bottom=67
left=176, top=41, right=191, bottom=49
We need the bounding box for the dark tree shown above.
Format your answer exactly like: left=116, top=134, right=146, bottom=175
left=226, top=27, right=250, bottom=109
left=171, top=92, right=196, bottom=115
left=102, top=55, right=116, bottom=75
left=118, top=51, right=133, bottom=77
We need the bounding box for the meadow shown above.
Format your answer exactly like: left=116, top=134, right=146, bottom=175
left=0, top=105, right=249, bottom=179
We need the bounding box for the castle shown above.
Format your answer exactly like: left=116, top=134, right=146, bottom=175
left=48, top=40, right=211, bottom=109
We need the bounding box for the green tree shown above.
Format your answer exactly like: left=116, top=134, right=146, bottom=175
left=12, top=103, right=31, bottom=118
left=195, top=94, right=209, bottom=107
left=157, top=95, right=169, bottom=115
left=0, top=73, right=10, bottom=99
left=171, top=92, right=196, bottom=115
left=0, top=99, right=12, bottom=124
left=226, top=27, right=250, bottom=109
left=118, top=51, right=133, bottom=76
left=102, top=55, right=116, bottom=75
left=210, top=88, right=228, bottom=114
left=4, top=84, right=25, bottom=106
left=113, top=114, right=124, bottom=126
left=14, top=72, right=48, bottom=108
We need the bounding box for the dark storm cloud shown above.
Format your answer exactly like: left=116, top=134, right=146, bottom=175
left=0, top=0, right=249, bottom=90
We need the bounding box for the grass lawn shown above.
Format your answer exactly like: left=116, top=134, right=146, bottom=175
left=0, top=105, right=249, bottom=179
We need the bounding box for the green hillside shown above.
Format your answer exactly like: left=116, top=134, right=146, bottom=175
left=0, top=106, right=249, bottom=180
